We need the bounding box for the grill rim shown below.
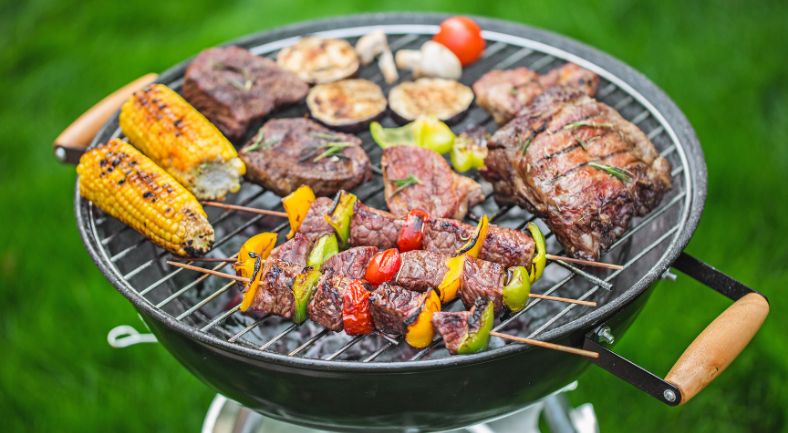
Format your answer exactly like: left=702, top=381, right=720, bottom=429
left=75, top=12, right=707, bottom=371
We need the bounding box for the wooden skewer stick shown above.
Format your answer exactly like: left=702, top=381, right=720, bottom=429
left=175, top=257, right=236, bottom=263
left=201, top=201, right=622, bottom=271
left=546, top=254, right=624, bottom=271
left=490, top=331, right=599, bottom=359
left=201, top=201, right=287, bottom=218
left=169, top=263, right=595, bottom=307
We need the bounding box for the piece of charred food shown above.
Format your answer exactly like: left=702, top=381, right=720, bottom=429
left=388, top=78, right=474, bottom=123
left=307, top=79, right=387, bottom=131
left=239, top=118, right=371, bottom=196
left=381, top=146, right=484, bottom=219
left=277, top=37, right=360, bottom=84
left=182, top=46, right=309, bottom=140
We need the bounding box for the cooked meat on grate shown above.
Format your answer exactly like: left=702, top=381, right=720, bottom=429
left=240, top=118, right=371, bottom=196
left=307, top=274, right=356, bottom=331
left=432, top=298, right=490, bottom=355
left=348, top=202, right=404, bottom=250
left=460, top=256, right=507, bottom=314
left=250, top=258, right=303, bottom=319
left=182, top=46, right=308, bottom=140
left=392, top=250, right=447, bottom=293
left=300, top=197, right=335, bottom=242
left=473, top=63, right=598, bottom=125
left=482, top=86, right=672, bottom=259
left=423, top=218, right=535, bottom=269
left=269, top=232, right=313, bottom=268
left=369, top=283, right=429, bottom=335
left=321, top=246, right=378, bottom=279
left=381, top=146, right=484, bottom=219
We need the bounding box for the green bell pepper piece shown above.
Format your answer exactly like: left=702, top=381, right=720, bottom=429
left=307, top=234, right=339, bottom=268
left=324, top=191, right=357, bottom=246
left=457, top=300, right=495, bottom=354
left=369, top=116, right=455, bottom=154
left=527, top=222, right=547, bottom=283
left=450, top=132, right=487, bottom=172
left=502, top=266, right=531, bottom=312
left=292, top=267, right=322, bottom=324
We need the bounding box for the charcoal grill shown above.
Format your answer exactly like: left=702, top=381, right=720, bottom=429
left=59, top=13, right=768, bottom=433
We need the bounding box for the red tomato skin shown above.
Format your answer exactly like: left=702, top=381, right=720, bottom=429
left=342, top=280, right=374, bottom=335
left=433, top=16, right=485, bottom=66
left=364, top=248, right=402, bottom=285
left=397, top=209, right=429, bottom=252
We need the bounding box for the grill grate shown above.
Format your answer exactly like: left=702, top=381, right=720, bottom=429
left=81, top=25, right=691, bottom=363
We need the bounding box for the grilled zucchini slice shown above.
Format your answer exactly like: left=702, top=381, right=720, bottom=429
left=388, top=78, right=474, bottom=123
left=307, top=79, right=387, bottom=130
left=277, top=37, right=359, bottom=84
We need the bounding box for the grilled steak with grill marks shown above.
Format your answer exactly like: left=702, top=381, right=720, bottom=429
left=473, top=63, right=598, bottom=125
left=307, top=274, right=355, bottom=331
left=240, top=118, right=371, bottom=196
left=392, top=250, right=447, bottom=292
left=348, top=202, right=403, bottom=250
left=482, top=86, right=672, bottom=259
left=250, top=259, right=302, bottom=319
left=369, top=283, right=425, bottom=335
left=381, top=146, right=484, bottom=219
left=269, top=232, right=312, bottom=268
left=460, top=256, right=507, bottom=314
left=321, top=246, right=378, bottom=279
left=183, top=46, right=308, bottom=140
left=422, top=218, right=535, bottom=268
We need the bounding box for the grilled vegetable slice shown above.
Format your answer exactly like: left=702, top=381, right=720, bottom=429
left=307, top=79, right=386, bottom=130
left=324, top=190, right=357, bottom=246
left=502, top=266, right=531, bottom=312
left=292, top=268, right=322, bottom=324
left=456, top=299, right=495, bottom=354
left=437, top=254, right=465, bottom=303
left=234, top=232, right=277, bottom=279
left=527, top=222, right=547, bottom=283
left=277, top=37, right=360, bottom=84
left=77, top=138, right=214, bottom=257
left=404, top=289, right=441, bottom=348
left=451, top=128, right=488, bottom=172
left=388, top=78, right=474, bottom=123
left=455, top=214, right=490, bottom=258
left=397, top=209, right=429, bottom=252
left=119, top=84, right=245, bottom=201
left=342, top=280, right=374, bottom=335
left=307, top=234, right=339, bottom=268
left=364, top=248, right=402, bottom=286
left=283, top=185, right=317, bottom=239
left=370, top=116, right=455, bottom=154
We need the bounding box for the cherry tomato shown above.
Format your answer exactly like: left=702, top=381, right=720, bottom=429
left=433, top=16, right=485, bottom=66
left=342, top=280, right=374, bottom=335
left=397, top=209, right=430, bottom=252
left=364, top=248, right=402, bottom=285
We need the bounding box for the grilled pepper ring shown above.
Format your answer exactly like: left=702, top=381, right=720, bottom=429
left=324, top=190, right=358, bottom=246
left=292, top=268, right=322, bottom=324
left=283, top=185, right=316, bottom=239
left=307, top=234, right=339, bottom=268
left=502, top=266, right=531, bottom=312
left=364, top=248, right=402, bottom=286
left=404, top=289, right=442, bottom=348
left=456, top=299, right=495, bottom=354
left=397, top=209, right=430, bottom=252
left=527, top=222, right=547, bottom=283
left=437, top=254, right=465, bottom=303
left=342, top=280, right=374, bottom=335
left=455, top=214, right=489, bottom=258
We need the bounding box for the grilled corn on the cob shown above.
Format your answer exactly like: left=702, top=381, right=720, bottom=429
left=120, top=83, right=245, bottom=200
left=77, top=138, right=215, bottom=257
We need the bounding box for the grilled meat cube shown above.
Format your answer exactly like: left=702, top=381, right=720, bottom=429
left=381, top=146, right=484, bottom=219
left=473, top=63, right=598, bottom=125
left=299, top=197, right=335, bottom=242
left=321, top=246, right=378, bottom=279
left=307, top=274, right=356, bottom=331
left=432, top=299, right=491, bottom=355
left=240, top=118, right=371, bottom=196
left=393, top=250, right=447, bottom=292
left=250, top=259, right=302, bottom=319
left=348, top=202, right=403, bottom=250
left=369, top=283, right=427, bottom=335
left=460, top=256, right=507, bottom=315
left=482, top=86, right=672, bottom=259
left=182, top=46, right=309, bottom=140
left=269, top=233, right=313, bottom=268
left=422, top=218, right=535, bottom=269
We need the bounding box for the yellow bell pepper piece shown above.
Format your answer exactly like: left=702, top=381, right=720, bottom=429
left=282, top=185, right=316, bottom=239
left=437, top=254, right=465, bottom=303
left=234, top=232, right=277, bottom=279
left=455, top=214, right=489, bottom=258
left=405, top=290, right=442, bottom=348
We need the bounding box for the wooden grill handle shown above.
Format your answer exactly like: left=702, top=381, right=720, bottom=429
left=664, top=292, right=769, bottom=405
left=53, top=73, right=158, bottom=164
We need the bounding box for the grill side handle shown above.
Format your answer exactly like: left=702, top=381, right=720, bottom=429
left=584, top=252, right=768, bottom=406
left=53, top=73, right=158, bottom=164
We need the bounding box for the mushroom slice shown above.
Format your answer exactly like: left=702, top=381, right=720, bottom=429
left=355, top=30, right=388, bottom=64
left=307, top=79, right=387, bottom=130
left=277, top=37, right=359, bottom=84
left=388, top=78, right=474, bottom=123
left=395, top=41, right=463, bottom=80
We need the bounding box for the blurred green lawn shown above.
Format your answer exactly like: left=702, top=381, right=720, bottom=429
left=1, top=1, right=786, bottom=432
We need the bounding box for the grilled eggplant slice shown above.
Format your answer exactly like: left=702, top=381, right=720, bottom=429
left=388, top=78, right=474, bottom=124
left=277, top=37, right=360, bottom=84
left=307, top=79, right=387, bottom=131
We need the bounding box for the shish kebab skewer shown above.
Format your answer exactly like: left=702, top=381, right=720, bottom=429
left=202, top=185, right=623, bottom=271
left=169, top=233, right=598, bottom=358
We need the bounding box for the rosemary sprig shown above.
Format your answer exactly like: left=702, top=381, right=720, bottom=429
left=390, top=175, right=421, bottom=196
left=311, top=142, right=352, bottom=162
left=577, top=137, right=588, bottom=150
left=311, top=132, right=346, bottom=142
left=563, top=121, right=613, bottom=130
left=588, top=161, right=632, bottom=182
left=519, top=135, right=533, bottom=154
left=245, top=131, right=280, bottom=152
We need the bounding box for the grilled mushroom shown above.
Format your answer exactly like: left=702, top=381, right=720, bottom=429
left=307, top=79, right=387, bottom=130
left=395, top=41, right=462, bottom=80
left=277, top=37, right=359, bottom=84
left=388, top=78, right=474, bottom=123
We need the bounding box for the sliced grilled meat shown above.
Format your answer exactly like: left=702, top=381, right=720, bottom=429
left=240, top=118, right=371, bottom=196
left=369, top=283, right=425, bottom=335
left=250, top=259, right=302, bottom=319
left=269, top=232, right=312, bottom=268
left=348, top=202, right=403, bottom=250
left=473, top=63, right=598, bottom=125
left=307, top=274, right=355, bottom=331
left=460, top=256, right=507, bottom=314
left=392, top=250, right=447, bottom=292
left=482, top=86, right=672, bottom=259
left=182, top=46, right=308, bottom=139
left=422, top=218, right=535, bottom=269
left=381, top=146, right=484, bottom=219
left=321, top=246, right=378, bottom=279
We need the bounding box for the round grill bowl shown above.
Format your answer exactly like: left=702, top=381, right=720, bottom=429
left=76, top=13, right=708, bottom=432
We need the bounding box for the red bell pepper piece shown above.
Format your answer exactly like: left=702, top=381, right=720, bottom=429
left=342, top=280, right=374, bottom=335
left=364, top=248, right=402, bottom=286
left=396, top=209, right=430, bottom=252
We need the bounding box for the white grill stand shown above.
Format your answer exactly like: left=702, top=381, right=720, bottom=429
left=201, top=382, right=598, bottom=433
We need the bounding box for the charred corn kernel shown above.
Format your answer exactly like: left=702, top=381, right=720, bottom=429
left=119, top=84, right=245, bottom=201
left=77, top=138, right=214, bottom=257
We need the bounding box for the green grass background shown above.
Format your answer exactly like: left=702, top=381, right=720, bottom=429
left=1, top=0, right=785, bottom=432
